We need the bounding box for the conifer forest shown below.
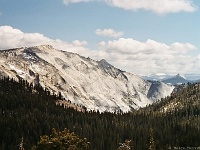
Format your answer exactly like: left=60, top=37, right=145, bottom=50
left=0, top=77, right=200, bottom=150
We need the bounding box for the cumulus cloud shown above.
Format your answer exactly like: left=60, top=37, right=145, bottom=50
left=95, top=29, right=124, bottom=38
left=0, top=26, right=51, bottom=49
left=72, top=40, right=88, bottom=46
left=63, top=0, right=92, bottom=5
left=0, top=26, right=92, bottom=57
left=0, top=26, right=199, bottom=75
left=105, top=0, right=197, bottom=14
left=98, top=38, right=198, bottom=75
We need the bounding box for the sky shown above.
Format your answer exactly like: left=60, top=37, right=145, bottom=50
left=0, top=0, right=200, bottom=76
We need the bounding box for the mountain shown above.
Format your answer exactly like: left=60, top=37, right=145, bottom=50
left=161, top=73, right=189, bottom=85
left=143, top=73, right=200, bottom=84
left=0, top=45, right=174, bottom=112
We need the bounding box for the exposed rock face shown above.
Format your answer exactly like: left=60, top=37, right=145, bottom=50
left=0, top=45, right=174, bottom=112
left=147, top=81, right=175, bottom=102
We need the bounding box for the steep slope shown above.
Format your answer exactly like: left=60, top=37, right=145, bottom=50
left=147, top=81, right=174, bottom=102
left=0, top=45, right=174, bottom=112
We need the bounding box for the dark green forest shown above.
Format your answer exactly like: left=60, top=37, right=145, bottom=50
left=0, top=77, right=200, bottom=150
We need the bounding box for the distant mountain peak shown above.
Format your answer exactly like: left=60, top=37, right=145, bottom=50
left=175, top=73, right=186, bottom=79
left=162, top=73, right=188, bottom=85
left=143, top=73, right=200, bottom=84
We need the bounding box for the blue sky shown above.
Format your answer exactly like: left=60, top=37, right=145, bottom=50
left=0, top=0, right=200, bottom=75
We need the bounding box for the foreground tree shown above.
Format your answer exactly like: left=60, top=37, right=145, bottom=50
left=32, top=128, right=89, bottom=150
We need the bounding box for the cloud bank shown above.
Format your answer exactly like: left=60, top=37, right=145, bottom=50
left=98, top=38, right=198, bottom=75
left=0, top=26, right=199, bottom=75
left=95, top=29, right=124, bottom=38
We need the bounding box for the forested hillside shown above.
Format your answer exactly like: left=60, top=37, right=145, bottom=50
left=0, top=77, right=200, bottom=150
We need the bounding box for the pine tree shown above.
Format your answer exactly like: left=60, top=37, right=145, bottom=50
left=32, top=128, right=89, bottom=150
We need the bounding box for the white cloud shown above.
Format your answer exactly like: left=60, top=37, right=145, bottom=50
left=95, top=29, right=124, bottom=38
left=0, top=26, right=199, bottom=76
left=105, top=0, right=197, bottom=14
left=72, top=40, right=88, bottom=46
left=98, top=38, right=198, bottom=75
left=0, top=26, right=92, bottom=57
left=63, top=0, right=92, bottom=5
left=0, top=26, right=51, bottom=50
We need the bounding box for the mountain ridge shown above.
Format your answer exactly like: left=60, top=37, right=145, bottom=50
left=0, top=45, right=174, bottom=112
left=162, top=73, right=190, bottom=85
left=143, top=73, right=200, bottom=84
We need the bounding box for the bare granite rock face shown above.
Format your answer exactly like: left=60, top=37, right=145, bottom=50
left=0, top=45, right=174, bottom=112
